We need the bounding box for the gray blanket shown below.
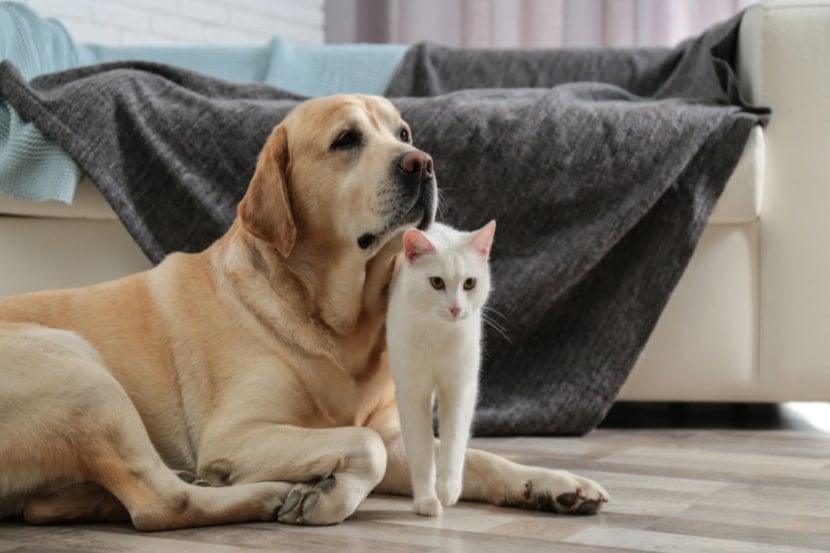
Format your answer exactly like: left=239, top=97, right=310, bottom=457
left=0, top=15, right=768, bottom=435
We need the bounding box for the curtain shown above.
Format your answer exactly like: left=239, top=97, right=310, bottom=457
left=325, top=0, right=757, bottom=48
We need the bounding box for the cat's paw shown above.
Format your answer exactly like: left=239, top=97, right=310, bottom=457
left=412, top=495, right=442, bottom=517
left=507, top=470, right=609, bottom=515
left=435, top=475, right=462, bottom=507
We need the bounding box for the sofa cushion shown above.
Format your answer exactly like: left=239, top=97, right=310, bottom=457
left=0, top=176, right=116, bottom=219
left=708, top=125, right=764, bottom=225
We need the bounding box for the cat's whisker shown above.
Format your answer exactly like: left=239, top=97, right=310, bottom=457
left=482, top=305, right=509, bottom=324
left=481, top=314, right=508, bottom=335
left=482, top=308, right=511, bottom=339
left=481, top=313, right=512, bottom=344
left=482, top=314, right=506, bottom=330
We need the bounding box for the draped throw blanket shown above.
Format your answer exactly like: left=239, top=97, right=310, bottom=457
left=0, top=15, right=768, bottom=435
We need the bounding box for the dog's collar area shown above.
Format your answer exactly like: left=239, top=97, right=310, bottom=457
left=357, top=233, right=377, bottom=250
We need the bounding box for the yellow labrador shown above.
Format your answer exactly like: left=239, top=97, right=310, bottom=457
left=0, top=94, right=608, bottom=530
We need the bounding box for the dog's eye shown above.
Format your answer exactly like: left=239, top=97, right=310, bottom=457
left=429, top=277, right=445, bottom=291
left=331, top=130, right=361, bottom=150
left=463, top=278, right=476, bottom=291
left=399, top=128, right=410, bottom=143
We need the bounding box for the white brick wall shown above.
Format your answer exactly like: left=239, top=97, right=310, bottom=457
left=20, top=0, right=324, bottom=46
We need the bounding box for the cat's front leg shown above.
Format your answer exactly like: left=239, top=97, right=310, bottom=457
left=395, top=387, right=442, bottom=516
left=375, top=432, right=609, bottom=515
left=435, top=383, right=477, bottom=507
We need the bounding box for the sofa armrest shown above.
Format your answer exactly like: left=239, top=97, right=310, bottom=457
left=738, top=1, right=830, bottom=397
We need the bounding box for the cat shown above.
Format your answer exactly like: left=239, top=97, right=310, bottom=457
left=386, top=220, right=496, bottom=516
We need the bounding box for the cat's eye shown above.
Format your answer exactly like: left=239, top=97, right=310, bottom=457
left=399, top=128, right=410, bottom=143
left=429, top=277, right=445, bottom=290
left=463, top=278, right=476, bottom=290
left=331, top=129, right=361, bottom=150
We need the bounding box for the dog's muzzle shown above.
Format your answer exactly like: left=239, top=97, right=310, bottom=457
left=398, top=151, right=434, bottom=181
left=396, top=150, right=436, bottom=231
left=357, top=151, right=437, bottom=250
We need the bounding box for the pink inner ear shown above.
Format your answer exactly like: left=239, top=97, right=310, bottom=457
left=470, top=220, right=496, bottom=258
left=403, top=229, right=435, bottom=263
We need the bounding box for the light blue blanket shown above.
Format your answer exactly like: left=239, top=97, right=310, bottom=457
left=0, top=3, right=81, bottom=202
left=0, top=2, right=406, bottom=203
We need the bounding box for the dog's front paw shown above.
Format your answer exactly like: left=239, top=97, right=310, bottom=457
left=175, top=470, right=214, bottom=488
left=277, top=476, right=341, bottom=525
left=413, top=495, right=442, bottom=517
left=510, top=470, right=609, bottom=515
left=435, top=474, right=462, bottom=507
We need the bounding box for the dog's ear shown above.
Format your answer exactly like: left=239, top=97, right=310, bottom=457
left=238, top=125, right=297, bottom=257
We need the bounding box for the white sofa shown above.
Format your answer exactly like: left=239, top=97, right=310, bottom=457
left=621, top=0, right=830, bottom=402
left=1, top=1, right=828, bottom=403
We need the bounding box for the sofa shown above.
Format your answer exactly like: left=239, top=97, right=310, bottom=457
left=1, top=1, right=828, bottom=404
left=618, top=0, right=830, bottom=402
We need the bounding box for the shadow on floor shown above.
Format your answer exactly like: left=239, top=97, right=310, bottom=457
left=599, top=401, right=829, bottom=432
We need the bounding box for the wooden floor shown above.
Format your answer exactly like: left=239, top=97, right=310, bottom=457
left=2, top=403, right=829, bottom=552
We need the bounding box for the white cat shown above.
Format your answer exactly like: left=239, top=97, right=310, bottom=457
left=386, top=220, right=496, bottom=517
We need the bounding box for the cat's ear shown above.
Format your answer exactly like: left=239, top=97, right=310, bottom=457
left=403, top=229, right=436, bottom=263
left=469, top=220, right=496, bottom=258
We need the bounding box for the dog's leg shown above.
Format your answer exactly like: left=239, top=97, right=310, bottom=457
left=23, top=483, right=130, bottom=524
left=22, top=467, right=294, bottom=531
left=197, top=425, right=387, bottom=525
left=375, top=431, right=609, bottom=515
left=1, top=326, right=293, bottom=530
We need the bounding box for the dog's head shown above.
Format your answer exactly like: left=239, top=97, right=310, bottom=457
left=238, top=95, right=437, bottom=258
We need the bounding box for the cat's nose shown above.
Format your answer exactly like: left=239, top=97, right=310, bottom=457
left=449, top=305, right=461, bottom=318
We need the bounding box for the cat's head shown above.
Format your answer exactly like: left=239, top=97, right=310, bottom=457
left=400, top=221, right=496, bottom=322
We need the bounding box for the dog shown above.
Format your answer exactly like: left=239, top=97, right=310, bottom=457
left=0, top=94, right=608, bottom=530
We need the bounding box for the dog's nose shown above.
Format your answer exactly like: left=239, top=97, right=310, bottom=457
left=398, top=151, right=434, bottom=178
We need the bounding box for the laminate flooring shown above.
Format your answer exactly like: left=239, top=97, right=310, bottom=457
left=2, top=402, right=829, bottom=552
